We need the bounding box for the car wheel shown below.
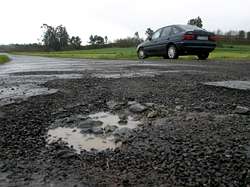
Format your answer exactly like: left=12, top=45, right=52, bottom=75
left=167, top=45, right=178, bottom=59
left=137, top=48, right=147, bottom=59
left=198, top=53, right=209, bottom=60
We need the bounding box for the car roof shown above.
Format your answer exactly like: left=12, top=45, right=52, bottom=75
left=161, top=24, right=204, bottom=30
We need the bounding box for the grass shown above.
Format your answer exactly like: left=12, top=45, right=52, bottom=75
left=12, top=44, right=250, bottom=61
left=13, top=48, right=138, bottom=60
left=0, top=55, right=10, bottom=64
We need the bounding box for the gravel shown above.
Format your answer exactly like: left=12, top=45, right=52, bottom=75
left=0, top=59, right=250, bottom=186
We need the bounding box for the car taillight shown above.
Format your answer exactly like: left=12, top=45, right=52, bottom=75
left=209, top=35, right=217, bottom=41
left=183, top=34, right=195, bottom=40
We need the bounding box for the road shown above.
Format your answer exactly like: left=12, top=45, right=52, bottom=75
left=1, top=55, right=249, bottom=106
left=0, top=55, right=250, bottom=186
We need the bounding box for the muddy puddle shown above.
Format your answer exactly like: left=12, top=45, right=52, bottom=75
left=47, top=112, right=141, bottom=152
left=93, top=70, right=205, bottom=79
left=47, top=127, right=119, bottom=151
left=204, top=81, right=250, bottom=90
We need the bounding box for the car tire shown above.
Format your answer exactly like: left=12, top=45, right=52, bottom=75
left=137, top=48, right=147, bottom=59
left=198, top=53, right=209, bottom=60
left=167, top=45, right=178, bottom=59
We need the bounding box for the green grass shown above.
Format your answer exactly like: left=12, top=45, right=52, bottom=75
left=13, top=48, right=138, bottom=60
left=12, top=44, right=250, bottom=60
left=0, top=55, right=10, bottom=64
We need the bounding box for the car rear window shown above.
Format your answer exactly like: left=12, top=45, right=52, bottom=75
left=179, top=25, right=205, bottom=31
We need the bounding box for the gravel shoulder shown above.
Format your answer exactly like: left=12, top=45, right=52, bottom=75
left=0, top=58, right=250, bottom=186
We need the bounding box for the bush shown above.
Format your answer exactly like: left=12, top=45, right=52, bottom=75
left=0, top=55, right=10, bottom=63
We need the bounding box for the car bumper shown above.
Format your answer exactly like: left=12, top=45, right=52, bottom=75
left=176, top=41, right=216, bottom=54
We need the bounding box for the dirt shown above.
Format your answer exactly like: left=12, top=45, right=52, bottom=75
left=0, top=56, right=250, bottom=186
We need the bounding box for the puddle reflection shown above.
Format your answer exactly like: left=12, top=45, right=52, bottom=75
left=47, top=112, right=140, bottom=152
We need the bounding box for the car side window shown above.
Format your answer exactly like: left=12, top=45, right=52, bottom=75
left=161, top=27, right=172, bottom=38
left=152, top=29, right=162, bottom=40
left=171, top=26, right=182, bottom=35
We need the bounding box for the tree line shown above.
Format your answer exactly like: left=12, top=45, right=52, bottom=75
left=41, top=18, right=250, bottom=51
left=41, top=24, right=82, bottom=51
left=1, top=17, right=250, bottom=52
left=187, top=17, right=250, bottom=40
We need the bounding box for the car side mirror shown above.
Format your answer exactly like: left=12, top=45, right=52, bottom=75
left=148, top=36, right=152, bottom=41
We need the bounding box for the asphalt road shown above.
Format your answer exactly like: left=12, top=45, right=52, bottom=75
left=0, top=55, right=250, bottom=186
left=1, top=55, right=250, bottom=107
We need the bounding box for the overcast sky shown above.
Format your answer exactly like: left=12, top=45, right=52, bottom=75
left=0, top=0, right=250, bottom=45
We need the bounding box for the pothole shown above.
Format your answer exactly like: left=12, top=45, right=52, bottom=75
left=204, top=81, right=250, bottom=90
left=47, top=112, right=141, bottom=152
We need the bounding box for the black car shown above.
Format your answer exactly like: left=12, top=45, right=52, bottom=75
left=137, top=25, right=216, bottom=60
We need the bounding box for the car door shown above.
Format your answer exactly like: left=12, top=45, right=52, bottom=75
left=157, top=26, right=172, bottom=55
left=144, top=28, right=162, bottom=56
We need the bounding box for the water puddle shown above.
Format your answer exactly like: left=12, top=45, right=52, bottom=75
left=0, top=84, right=58, bottom=106
left=89, top=112, right=139, bottom=129
left=10, top=73, right=83, bottom=80
left=92, top=72, right=157, bottom=78
left=0, top=73, right=82, bottom=106
left=47, top=112, right=140, bottom=152
left=93, top=70, right=205, bottom=79
left=47, top=128, right=118, bottom=151
left=204, top=81, right=250, bottom=90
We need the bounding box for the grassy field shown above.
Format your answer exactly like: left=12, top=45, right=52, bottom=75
left=0, top=55, right=10, bottom=64
left=12, top=44, right=250, bottom=60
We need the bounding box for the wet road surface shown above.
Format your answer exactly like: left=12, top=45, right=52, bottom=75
left=0, top=55, right=204, bottom=106
left=1, top=54, right=250, bottom=186
left=1, top=54, right=250, bottom=107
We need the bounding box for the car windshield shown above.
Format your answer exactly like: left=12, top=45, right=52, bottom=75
left=178, top=25, right=205, bottom=31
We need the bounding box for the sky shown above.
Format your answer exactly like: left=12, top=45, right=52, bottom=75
left=0, top=0, right=250, bottom=45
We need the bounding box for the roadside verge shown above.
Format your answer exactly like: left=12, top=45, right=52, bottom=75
left=0, top=55, right=10, bottom=64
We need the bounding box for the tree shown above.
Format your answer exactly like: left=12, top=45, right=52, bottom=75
left=41, top=24, right=69, bottom=51
left=89, top=35, right=95, bottom=45
left=114, top=37, right=139, bottom=47
left=134, top=32, right=140, bottom=40
left=145, top=28, right=154, bottom=39
left=247, top=32, right=250, bottom=40
left=104, top=36, right=108, bottom=44
left=188, top=16, right=203, bottom=28
left=41, top=24, right=59, bottom=51
left=70, top=36, right=82, bottom=49
left=56, top=25, right=69, bottom=49
left=239, top=30, right=245, bottom=39
left=216, top=29, right=223, bottom=35
left=134, top=32, right=142, bottom=45
left=88, top=35, right=104, bottom=45
left=94, top=35, right=104, bottom=45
